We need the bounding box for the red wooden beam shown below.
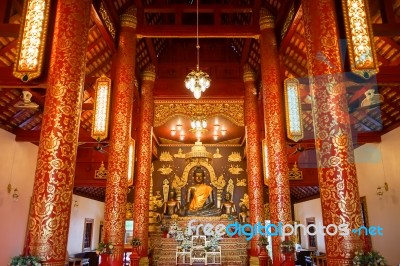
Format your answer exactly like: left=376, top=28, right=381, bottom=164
left=90, top=5, right=116, bottom=53
left=240, top=39, right=252, bottom=67
left=286, top=131, right=381, bottom=145
left=145, top=38, right=158, bottom=69
left=136, top=25, right=259, bottom=38
left=143, top=4, right=253, bottom=14
left=376, top=65, right=400, bottom=84
left=372, top=23, right=400, bottom=36
left=279, top=4, right=302, bottom=53
left=380, top=0, right=396, bottom=24
left=0, top=23, right=19, bottom=37
left=0, top=67, right=48, bottom=89
left=14, top=128, right=102, bottom=143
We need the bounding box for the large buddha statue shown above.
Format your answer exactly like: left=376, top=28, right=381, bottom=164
left=185, top=167, right=221, bottom=216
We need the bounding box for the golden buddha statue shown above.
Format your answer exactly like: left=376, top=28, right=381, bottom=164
left=185, top=167, right=221, bottom=216
left=220, top=192, right=236, bottom=216
left=239, top=204, right=249, bottom=224
left=163, top=190, right=181, bottom=216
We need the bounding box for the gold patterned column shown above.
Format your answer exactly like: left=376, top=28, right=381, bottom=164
left=243, top=65, right=265, bottom=258
left=302, top=0, right=363, bottom=264
left=259, top=9, right=293, bottom=266
left=133, top=64, right=156, bottom=263
left=103, top=7, right=137, bottom=266
left=26, top=0, right=91, bottom=265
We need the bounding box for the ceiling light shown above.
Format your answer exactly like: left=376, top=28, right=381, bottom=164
left=184, top=0, right=211, bottom=99
left=171, top=127, right=176, bottom=136
left=91, top=75, right=111, bottom=141
left=176, top=120, right=183, bottom=131
left=284, top=78, right=303, bottom=142
left=220, top=128, right=227, bottom=136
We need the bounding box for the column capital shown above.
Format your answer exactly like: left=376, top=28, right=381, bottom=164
left=142, top=64, right=156, bottom=81
left=243, top=64, right=256, bottom=82
left=121, top=6, right=137, bottom=29
left=259, top=8, right=275, bottom=30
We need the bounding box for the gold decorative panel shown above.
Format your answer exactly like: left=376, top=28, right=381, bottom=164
left=13, top=0, right=51, bottom=82
left=154, top=100, right=244, bottom=127
left=342, top=0, right=378, bottom=78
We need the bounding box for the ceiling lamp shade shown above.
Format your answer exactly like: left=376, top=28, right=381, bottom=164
left=91, top=75, right=111, bottom=141
left=13, top=0, right=51, bottom=82
left=342, top=0, right=378, bottom=79
left=284, top=78, right=303, bottom=142
left=184, top=0, right=211, bottom=99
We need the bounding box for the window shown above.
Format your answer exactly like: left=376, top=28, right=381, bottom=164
left=83, top=218, right=94, bottom=251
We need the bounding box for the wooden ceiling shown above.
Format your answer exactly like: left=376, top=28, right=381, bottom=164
left=1, top=0, right=400, bottom=202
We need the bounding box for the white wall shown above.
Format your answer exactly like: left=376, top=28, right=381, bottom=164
left=293, top=198, right=326, bottom=253
left=0, top=129, right=38, bottom=265
left=67, top=194, right=105, bottom=255
left=0, top=128, right=105, bottom=263
left=354, top=127, right=400, bottom=266
left=294, top=126, right=400, bottom=265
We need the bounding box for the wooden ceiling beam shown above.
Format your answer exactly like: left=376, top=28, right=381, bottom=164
left=14, top=128, right=101, bottom=143
left=0, top=23, right=19, bottom=38
left=373, top=23, right=400, bottom=36
left=102, top=0, right=119, bottom=29
left=0, top=67, right=48, bottom=89
left=279, top=3, right=302, bottom=53
left=82, top=103, right=93, bottom=110
left=145, top=38, right=158, bottom=69
left=143, top=4, right=253, bottom=14
left=376, top=65, right=400, bottom=84
left=286, top=131, right=381, bottom=145
left=379, top=0, right=396, bottom=24
left=18, top=112, right=41, bottom=129
left=90, top=5, right=116, bottom=53
left=240, top=39, right=252, bottom=67
left=136, top=25, right=259, bottom=38
left=0, top=39, right=17, bottom=55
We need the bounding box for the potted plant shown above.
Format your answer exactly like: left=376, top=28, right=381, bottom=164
left=130, top=238, right=142, bottom=265
left=9, top=255, right=41, bottom=266
left=205, top=234, right=221, bottom=252
left=96, top=242, right=114, bottom=254
left=280, top=240, right=295, bottom=254
left=353, top=250, right=386, bottom=265
left=257, top=236, right=269, bottom=247
left=96, top=242, right=114, bottom=266
left=160, top=223, right=169, bottom=238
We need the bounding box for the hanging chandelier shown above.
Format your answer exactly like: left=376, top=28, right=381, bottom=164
left=184, top=0, right=211, bottom=99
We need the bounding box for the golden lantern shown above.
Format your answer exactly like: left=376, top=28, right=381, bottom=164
left=91, top=75, right=111, bottom=141
left=284, top=78, right=303, bottom=142
left=13, top=0, right=51, bottom=82
left=342, top=0, right=378, bottom=78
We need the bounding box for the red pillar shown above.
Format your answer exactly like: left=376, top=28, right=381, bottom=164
left=103, top=6, right=138, bottom=266
left=26, top=0, right=91, bottom=265
left=133, top=64, right=156, bottom=264
left=302, top=0, right=363, bottom=264
left=243, top=65, right=265, bottom=259
left=259, top=8, right=293, bottom=266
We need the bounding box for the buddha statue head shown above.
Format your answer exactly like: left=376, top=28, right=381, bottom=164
left=193, top=167, right=206, bottom=184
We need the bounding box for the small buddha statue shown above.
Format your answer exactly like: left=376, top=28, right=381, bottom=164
left=220, top=192, right=236, bottom=216
left=185, top=167, right=221, bottom=216
left=163, top=190, right=181, bottom=216
left=239, top=204, right=249, bottom=224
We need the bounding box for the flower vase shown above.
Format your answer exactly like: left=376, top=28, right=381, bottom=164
left=130, top=246, right=141, bottom=266
left=258, top=246, right=269, bottom=266
left=281, top=252, right=295, bottom=266
left=99, top=253, right=111, bottom=266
